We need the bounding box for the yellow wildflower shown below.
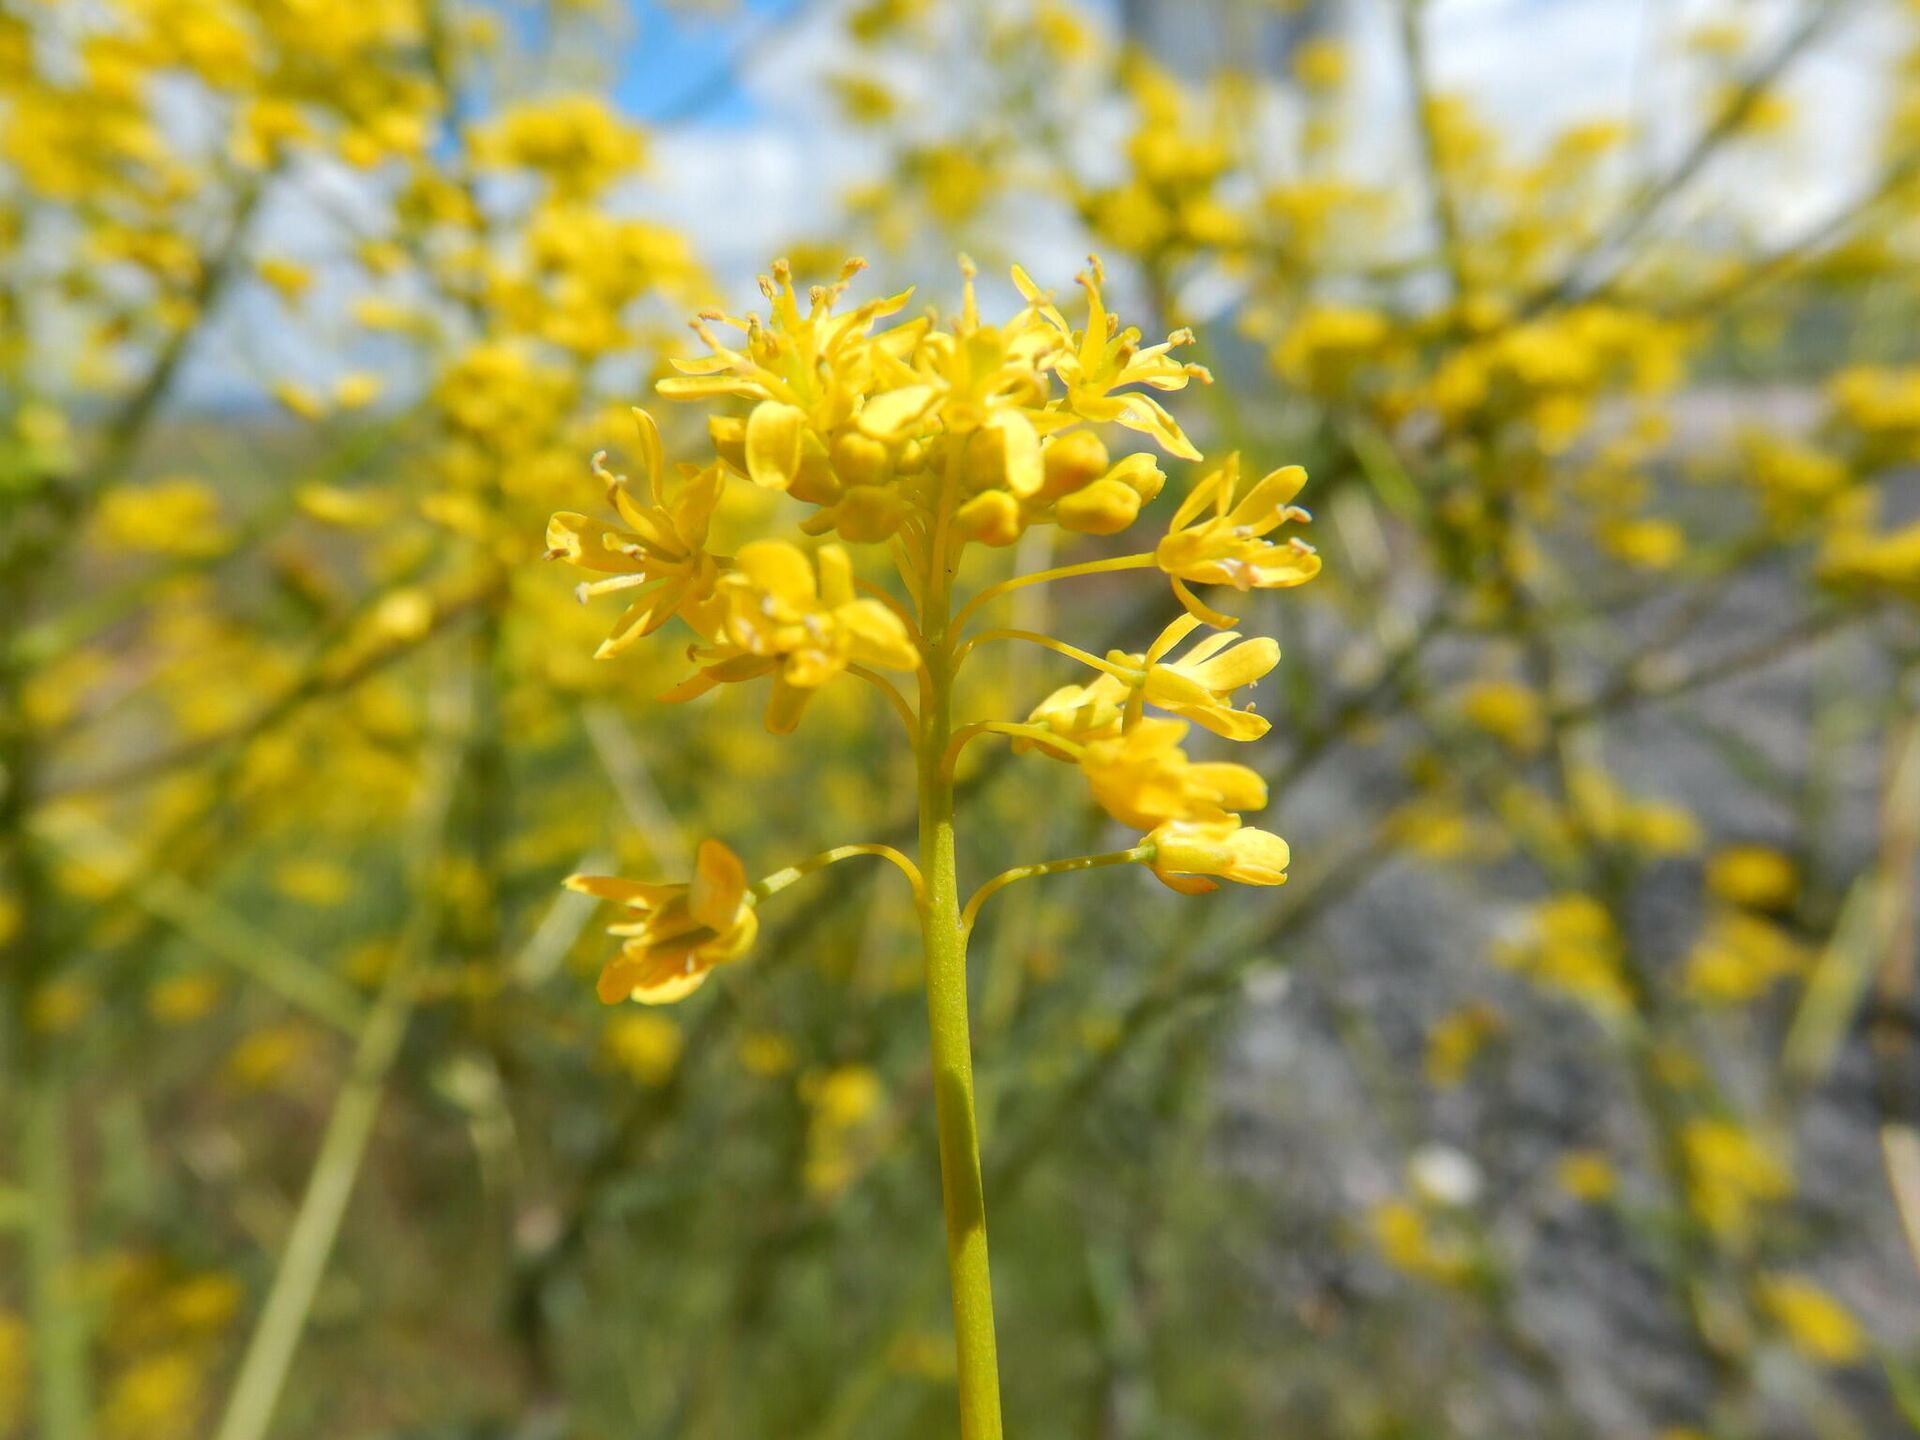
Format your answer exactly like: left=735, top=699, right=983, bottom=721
left=1757, top=1274, right=1866, bottom=1365
left=1556, top=1150, right=1617, bottom=1202
left=1458, top=678, right=1546, bottom=755
left=1682, top=1118, right=1791, bottom=1243
left=1079, top=717, right=1267, bottom=830
left=1144, top=818, right=1290, bottom=894
left=1684, top=911, right=1807, bottom=1005
left=569, top=839, right=759, bottom=1005
left=603, top=1011, right=684, bottom=1085
left=546, top=411, right=725, bottom=656
left=1424, top=1003, right=1505, bottom=1088
left=1156, top=454, right=1321, bottom=626
left=1494, top=893, right=1632, bottom=1017
left=661, top=541, right=918, bottom=733
left=1705, top=844, right=1797, bottom=911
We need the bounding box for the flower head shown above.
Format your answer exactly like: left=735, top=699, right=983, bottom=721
left=1079, top=717, right=1266, bottom=830
left=547, top=409, right=724, bottom=656
left=1145, top=818, right=1290, bottom=894
left=662, top=540, right=917, bottom=732
left=1157, top=453, right=1320, bottom=626
left=568, top=840, right=758, bottom=1005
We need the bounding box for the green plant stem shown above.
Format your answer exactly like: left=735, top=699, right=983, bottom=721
left=213, top=743, right=459, bottom=1440
left=917, top=549, right=1004, bottom=1440
left=210, top=935, right=427, bottom=1440
left=23, top=1065, right=89, bottom=1440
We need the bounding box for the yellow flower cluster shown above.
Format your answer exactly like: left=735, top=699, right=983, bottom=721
left=553, top=255, right=1317, bottom=1003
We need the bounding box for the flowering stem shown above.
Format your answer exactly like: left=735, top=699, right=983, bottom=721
left=950, top=552, right=1155, bottom=637
left=846, top=663, right=918, bottom=740
left=752, top=843, right=925, bottom=909
left=952, top=626, right=1128, bottom=677
left=917, top=543, right=1004, bottom=1440
left=961, top=847, right=1152, bottom=940
left=941, top=720, right=1083, bottom=780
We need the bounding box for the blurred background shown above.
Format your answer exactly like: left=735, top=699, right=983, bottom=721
left=4, top=0, right=1920, bottom=1436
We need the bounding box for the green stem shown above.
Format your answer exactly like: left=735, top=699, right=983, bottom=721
left=24, top=1066, right=89, bottom=1440
left=213, top=744, right=459, bottom=1440
left=211, top=937, right=426, bottom=1440
left=917, top=546, right=1004, bottom=1440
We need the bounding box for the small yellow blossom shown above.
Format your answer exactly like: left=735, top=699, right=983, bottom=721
left=1685, top=911, right=1807, bottom=1005
left=1494, top=893, right=1632, bottom=1017
left=1156, top=454, right=1321, bottom=626
left=1079, top=717, right=1267, bottom=830
left=1145, top=818, right=1290, bottom=894
left=661, top=541, right=918, bottom=733
left=1757, top=1274, right=1866, bottom=1365
left=1682, top=1118, right=1791, bottom=1243
left=1458, top=678, right=1546, bottom=755
left=1424, top=1003, right=1505, bottom=1088
left=1705, top=844, right=1797, bottom=911
left=547, top=412, right=725, bottom=656
left=603, top=1011, right=684, bottom=1085
left=570, top=839, right=759, bottom=1005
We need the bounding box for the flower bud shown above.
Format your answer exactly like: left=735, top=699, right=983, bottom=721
left=1147, top=820, right=1290, bottom=894
left=1040, top=429, right=1109, bottom=498
left=1104, top=451, right=1165, bottom=501
left=788, top=450, right=841, bottom=507
left=834, top=484, right=907, bottom=542
left=954, top=490, right=1023, bottom=546
left=1056, top=477, right=1142, bottom=535
left=832, top=430, right=892, bottom=489
left=961, top=426, right=1008, bottom=494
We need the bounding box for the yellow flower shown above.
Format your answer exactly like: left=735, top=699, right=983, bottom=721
left=1027, top=614, right=1278, bottom=748
left=93, top=479, right=228, bottom=556
left=1014, top=257, right=1210, bottom=460
left=662, top=540, right=918, bottom=733
left=546, top=410, right=725, bottom=656
left=1124, top=613, right=1280, bottom=740
left=1494, top=893, right=1632, bottom=1017
left=569, top=839, right=759, bottom=1005
left=1819, top=519, right=1920, bottom=599
left=1757, top=1274, right=1866, bottom=1365
left=1079, top=717, right=1266, bottom=830
left=1682, top=1118, right=1791, bottom=1243
left=255, top=256, right=311, bottom=306
left=1144, top=818, right=1289, bottom=894
left=603, top=1011, right=684, bottom=1085
left=470, top=93, right=645, bottom=198
left=1021, top=676, right=1128, bottom=757
left=1156, top=454, right=1320, bottom=626
left=1705, top=844, right=1796, bottom=911
left=1684, top=911, right=1807, bottom=1005
left=1458, top=678, right=1546, bottom=755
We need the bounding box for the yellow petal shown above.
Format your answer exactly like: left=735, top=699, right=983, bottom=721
left=689, top=840, right=746, bottom=931
left=986, top=410, right=1043, bottom=497
left=857, top=384, right=937, bottom=441
left=735, top=539, right=817, bottom=603
left=745, top=401, right=806, bottom=491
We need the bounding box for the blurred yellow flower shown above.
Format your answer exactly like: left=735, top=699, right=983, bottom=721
left=1705, top=845, right=1797, bottom=911
left=1757, top=1274, right=1866, bottom=1365
left=603, top=1011, right=685, bottom=1086
left=570, top=839, right=759, bottom=1005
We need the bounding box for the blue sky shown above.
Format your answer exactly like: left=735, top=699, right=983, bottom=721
left=613, top=0, right=805, bottom=127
